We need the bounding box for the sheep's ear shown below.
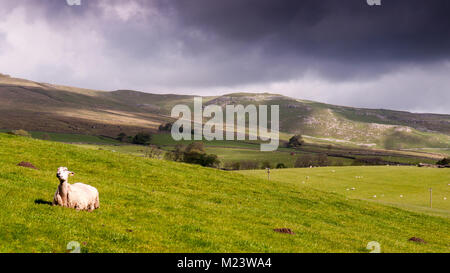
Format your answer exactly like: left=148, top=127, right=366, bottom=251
left=70, top=172, right=75, bottom=176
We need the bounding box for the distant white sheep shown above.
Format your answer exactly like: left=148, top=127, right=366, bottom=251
left=53, top=167, right=99, bottom=212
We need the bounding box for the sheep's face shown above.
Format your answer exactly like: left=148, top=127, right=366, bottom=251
left=56, top=167, right=74, bottom=182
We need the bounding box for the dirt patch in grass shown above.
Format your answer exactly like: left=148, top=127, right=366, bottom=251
left=17, top=161, right=38, bottom=169
left=273, top=228, right=295, bottom=235
left=408, top=237, right=427, bottom=244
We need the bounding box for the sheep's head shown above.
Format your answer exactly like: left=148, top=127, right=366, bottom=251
left=56, top=167, right=74, bottom=182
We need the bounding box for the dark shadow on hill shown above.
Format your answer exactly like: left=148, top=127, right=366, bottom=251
left=34, top=199, right=52, bottom=206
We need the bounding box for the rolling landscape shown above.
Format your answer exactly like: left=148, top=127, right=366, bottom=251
left=2, top=72, right=450, bottom=151
left=1, top=0, right=450, bottom=256
left=0, top=73, right=449, bottom=253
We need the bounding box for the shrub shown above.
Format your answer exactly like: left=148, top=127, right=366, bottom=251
left=169, top=142, right=220, bottom=168
left=9, top=129, right=31, bottom=138
left=164, top=144, right=185, bottom=161
left=185, top=142, right=205, bottom=153
left=116, top=133, right=127, bottom=142
left=144, top=145, right=163, bottom=159
left=184, top=151, right=220, bottom=167
left=158, top=123, right=173, bottom=132
left=436, top=157, right=449, bottom=165
left=287, top=135, right=304, bottom=148
left=202, top=154, right=220, bottom=168
left=132, top=132, right=152, bottom=145
left=276, top=163, right=287, bottom=169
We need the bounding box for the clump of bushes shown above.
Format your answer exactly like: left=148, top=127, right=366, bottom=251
left=165, top=142, right=220, bottom=168
left=116, top=132, right=128, bottom=142
left=9, top=129, right=31, bottom=137
left=436, top=157, right=449, bottom=166
left=144, top=145, right=163, bottom=159
left=287, top=135, right=304, bottom=148
left=116, top=132, right=152, bottom=145
left=132, top=132, right=152, bottom=145
left=158, top=123, right=173, bottom=132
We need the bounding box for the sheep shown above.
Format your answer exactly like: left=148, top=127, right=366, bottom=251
left=53, top=167, right=99, bottom=212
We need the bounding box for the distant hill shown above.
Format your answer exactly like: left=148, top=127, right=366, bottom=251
left=1, top=73, right=449, bottom=149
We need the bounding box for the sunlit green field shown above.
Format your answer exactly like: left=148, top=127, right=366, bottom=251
left=0, top=133, right=449, bottom=253
left=240, top=166, right=450, bottom=218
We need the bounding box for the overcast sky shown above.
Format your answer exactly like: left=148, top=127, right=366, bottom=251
left=0, top=0, right=449, bottom=114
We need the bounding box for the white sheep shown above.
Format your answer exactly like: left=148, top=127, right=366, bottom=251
left=53, top=167, right=99, bottom=212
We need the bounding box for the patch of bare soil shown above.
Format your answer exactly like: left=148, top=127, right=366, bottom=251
left=273, top=228, right=295, bottom=235
left=408, top=237, right=427, bottom=244
left=17, top=161, right=38, bottom=169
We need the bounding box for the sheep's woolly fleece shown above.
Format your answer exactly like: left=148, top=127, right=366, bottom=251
left=53, top=167, right=99, bottom=212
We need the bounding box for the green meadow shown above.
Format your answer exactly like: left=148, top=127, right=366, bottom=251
left=0, top=133, right=449, bottom=253
left=240, top=167, right=450, bottom=219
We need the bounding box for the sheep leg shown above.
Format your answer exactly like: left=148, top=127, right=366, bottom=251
left=53, top=193, right=63, bottom=206
left=94, top=196, right=100, bottom=209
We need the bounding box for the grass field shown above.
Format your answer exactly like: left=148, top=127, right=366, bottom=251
left=73, top=132, right=439, bottom=168
left=0, top=133, right=449, bottom=253
left=240, top=167, right=450, bottom=218
left=1, top=129, right=441, bottom=168
left=0, top=130, right=120, bottom=144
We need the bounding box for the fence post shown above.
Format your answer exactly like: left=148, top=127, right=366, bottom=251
left=429, top=188, right=433, bottom=208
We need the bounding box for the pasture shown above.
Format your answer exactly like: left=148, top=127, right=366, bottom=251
left=0, top=133, right=449, bottom=253
left=240, top=166, right=450, bottom=218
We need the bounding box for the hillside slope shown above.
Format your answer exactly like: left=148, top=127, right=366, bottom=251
left=1, top=74, right=449, bottom=149
left=0, top=133, right=448, bottom=252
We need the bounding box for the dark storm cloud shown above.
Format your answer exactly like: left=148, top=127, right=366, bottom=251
left=10, top=0, right=450, bottom=81
left=1, top=0, right=450, bottom=113
left=160, top=0, right=450, bottom=79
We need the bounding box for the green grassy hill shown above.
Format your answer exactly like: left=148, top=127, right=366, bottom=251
left=0, top=133, right=449, bottom=253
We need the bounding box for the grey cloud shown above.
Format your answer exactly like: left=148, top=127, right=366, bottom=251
left=0, top=0, right=449, bottom=113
